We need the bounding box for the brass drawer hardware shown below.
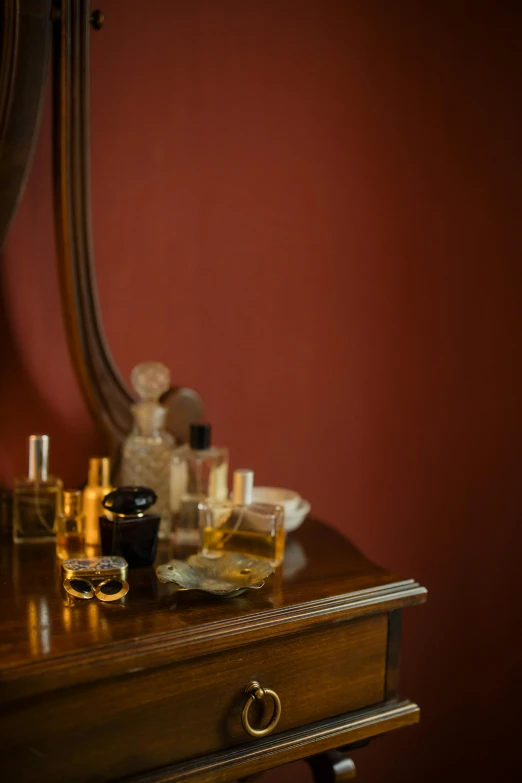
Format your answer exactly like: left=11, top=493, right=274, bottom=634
left=241, top=681, right=282, bottom=738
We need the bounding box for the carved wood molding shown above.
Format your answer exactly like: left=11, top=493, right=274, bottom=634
left=122, top=701, right=419, bottom=783
left=0, top=0, right=52, bottom=250
left=51, top=0, right=203, bottom=459
left=0, top=571, right=426, bottom=702
left=52, top=0, right=132, bottom=455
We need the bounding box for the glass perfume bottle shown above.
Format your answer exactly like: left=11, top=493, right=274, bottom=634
left=100, top=486, right=160, bottom=569
left=83, top=457, right=112, bottom=549
left=56, top=490, right=86, bottom=560
left=170, top=423, right=229, bottom=545
left=199, top=469, right=285, bottom=567
left=13, top=435, right=63, bottom=543
left=121, top=362, right=175, bottom=537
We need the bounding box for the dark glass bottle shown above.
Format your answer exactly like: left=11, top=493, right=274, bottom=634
left=100, top=486, right=160, bottom=568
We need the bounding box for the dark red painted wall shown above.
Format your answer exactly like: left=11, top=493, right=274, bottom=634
left=1, top=2, right=521, bottom=781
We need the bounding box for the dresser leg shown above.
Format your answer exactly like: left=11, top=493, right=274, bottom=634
left=306, top=750, right=356, bottom=782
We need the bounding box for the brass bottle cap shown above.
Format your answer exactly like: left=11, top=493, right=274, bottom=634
left=88, top=457, right=111, bottom=487
left=63, top=489, right=82, bottom=517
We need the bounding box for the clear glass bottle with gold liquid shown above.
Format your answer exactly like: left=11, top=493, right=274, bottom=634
left=13, top=435, right=63, bottom=543
left=56, top=490, right=86, bottom=560
left=82, top=457, right=112, bottom=551
left=170, top=423, right=229, bottom=545
left=199, top=469, right=285, bottom=567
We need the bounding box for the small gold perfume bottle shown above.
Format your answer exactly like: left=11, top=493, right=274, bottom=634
left=56, top=490, right=86, bottom=560
left=82, top=457, right=112, bottom=549
left=13, top=435, right=63, bottom=543
left=199, top=469, right=285, bottom=566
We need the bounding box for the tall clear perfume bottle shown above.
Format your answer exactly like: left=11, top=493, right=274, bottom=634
left=199, top=469, right=285, bottom=566
left=83, top=457, right=112, bottom=550
left=170, top=423, right=229, bottom=545
left=13, top=435, right=63, bottom=543
left=121, top=362, right=175, bottom=537
left=56, top=490, right=86, bottom=560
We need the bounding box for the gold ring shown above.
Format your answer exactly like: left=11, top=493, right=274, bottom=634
left=63, top=577, right=95, bottom=600
left=95, top=578, right=129, bottom=602
left=241, top=681, right=282, bottom=738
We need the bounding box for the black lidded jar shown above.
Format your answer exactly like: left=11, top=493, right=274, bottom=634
left=100, top=486, right=160, bottom=568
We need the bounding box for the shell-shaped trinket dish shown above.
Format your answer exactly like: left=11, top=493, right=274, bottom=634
left=156, top=553, right=274, bottom=597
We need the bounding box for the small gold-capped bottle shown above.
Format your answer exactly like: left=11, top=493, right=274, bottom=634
left=56, top=490, right=86, bottom=560
left=83, top=457, right=112, bottom=549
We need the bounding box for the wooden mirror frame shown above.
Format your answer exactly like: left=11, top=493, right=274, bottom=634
left=51, top=0, right=203, bottom=460
left=0, top=0, right=52, bottom=250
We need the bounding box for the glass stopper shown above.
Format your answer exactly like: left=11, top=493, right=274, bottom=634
left=130, top=362, right=170, bottom=402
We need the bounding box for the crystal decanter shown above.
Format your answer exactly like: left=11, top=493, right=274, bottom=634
left=121, top=362, right=175, bottom=537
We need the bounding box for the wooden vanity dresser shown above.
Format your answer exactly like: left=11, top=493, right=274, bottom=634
left=0, top=5, right=427, bottom=780
left=0, top=519, right=426, bottom=782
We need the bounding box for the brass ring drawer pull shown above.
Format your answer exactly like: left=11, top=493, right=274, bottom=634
left=241, top=681, right=282, bottom=738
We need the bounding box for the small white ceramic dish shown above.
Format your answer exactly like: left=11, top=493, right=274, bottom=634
left=245, top=492, right=311, bottom=535
left=252, top=487, right=301, bottom=515
left=283, top=498, right=311, bottom=533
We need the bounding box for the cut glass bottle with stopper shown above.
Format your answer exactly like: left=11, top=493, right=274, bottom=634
left=121, top=362, right=175, bottom=537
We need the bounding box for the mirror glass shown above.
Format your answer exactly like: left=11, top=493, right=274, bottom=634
left=90, top=0, right=353, bottom=411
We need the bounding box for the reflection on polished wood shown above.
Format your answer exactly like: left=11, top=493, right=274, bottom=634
left=0, top=519, right=426, bottom=782
left=0, top=519, right=424, bottom=696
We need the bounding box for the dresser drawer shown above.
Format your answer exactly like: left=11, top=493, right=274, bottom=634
left=0, top=614, right=387, bottom=782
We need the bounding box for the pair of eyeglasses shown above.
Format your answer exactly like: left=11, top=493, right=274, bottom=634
left=63, top=577, right=129, bottom=602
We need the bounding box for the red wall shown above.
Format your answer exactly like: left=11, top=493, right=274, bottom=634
left=1, top=2, right=521, bottom=781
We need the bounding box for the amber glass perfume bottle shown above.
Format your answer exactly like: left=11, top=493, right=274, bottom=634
left=170, top=423, right=229, bottom=545
left=121, top=362, right=175, bottom=538
left=13, top=435, right=63, bottom=543
left=56, top=490, right=86, bottom=560
left=83, top=457, right=112, bottom=549
left=199, top=469, right=285, bottom=566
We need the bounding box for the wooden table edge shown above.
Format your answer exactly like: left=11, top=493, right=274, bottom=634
left=123, top=700, right=420, bottom=783
left=0, top=582, right=427, bottom=703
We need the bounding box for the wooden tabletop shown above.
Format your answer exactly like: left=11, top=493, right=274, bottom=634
left=0, top=519, right=426, bottom=702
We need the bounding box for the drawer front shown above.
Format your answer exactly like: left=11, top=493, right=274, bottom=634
left=0, top=614, right=387, bottom=782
